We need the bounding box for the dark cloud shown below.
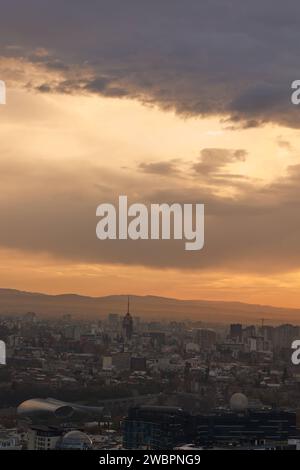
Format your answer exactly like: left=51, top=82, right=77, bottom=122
left=193, top=149, right=247, bottom=175
left=1, top=1, right=300, bottom=127
left=138, top=160, right=181, bottom=176
left=137, top=150, right=247, bottom=182
left=36, top=83, right=52, bottom=93
left=83, top=78, right=129, bottom=98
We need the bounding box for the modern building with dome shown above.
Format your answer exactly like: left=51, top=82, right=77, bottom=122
left=17, top=398, right=104, bottom=424
left=26, top=426, right=94, bottom=450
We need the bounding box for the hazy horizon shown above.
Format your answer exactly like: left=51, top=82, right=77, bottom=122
left=0, top=286, right=300, bottom=326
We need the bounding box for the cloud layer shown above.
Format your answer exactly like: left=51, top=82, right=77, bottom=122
left=1, top=1, right=300, bottom=127
left=1, top=1, right=300, bottom=283
left=0, top=148, right=298, bottom=274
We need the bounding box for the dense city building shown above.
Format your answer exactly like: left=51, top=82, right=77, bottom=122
left=123, top=398, right=300, bottom=449
left=123, top=406, right=191, bottom=449
left=0, top=307, right=300, bottom=450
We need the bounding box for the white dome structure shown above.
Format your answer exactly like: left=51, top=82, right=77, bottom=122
left=59, top=430, right=93, bottom=450
left=230, top=393, right=248, bottom=412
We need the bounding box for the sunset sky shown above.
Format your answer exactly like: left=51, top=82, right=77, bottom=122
left=1, top=1, right=300, bottom=307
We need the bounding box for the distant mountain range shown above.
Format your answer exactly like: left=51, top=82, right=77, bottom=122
left=0, top=288, right=299, bottom=325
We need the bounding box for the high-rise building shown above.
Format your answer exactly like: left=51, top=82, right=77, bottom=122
left=123, top=406, right=191, bottom=449
left=194, top=328, right=217, bottom=351
left=27, top=426, right=63, bottom=450
left=273, top=324, right=299, bottom=349
left=229, top=324, right=243, bottom=342
left=122, top=296, right=133, bottom=341
left=123, top=403, right=300, bottom=449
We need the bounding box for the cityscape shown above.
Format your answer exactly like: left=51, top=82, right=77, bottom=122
left=2, top=0, right=300, bottom=458
left=0, top=296, right=300, bottom=450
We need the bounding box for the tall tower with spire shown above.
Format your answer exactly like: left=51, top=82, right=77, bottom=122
left=122, top=295, right=133, bottom=340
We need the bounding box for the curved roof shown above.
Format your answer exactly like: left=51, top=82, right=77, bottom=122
left=63, top=430, right=92, bottom=444
left=60, top=430, right=93, bottom=449
left=17, top=398, right=104, bottom=423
